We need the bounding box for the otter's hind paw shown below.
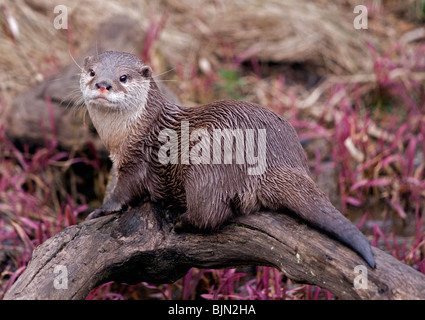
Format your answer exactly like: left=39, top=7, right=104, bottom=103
left=85, top=200, right=126, bottom=221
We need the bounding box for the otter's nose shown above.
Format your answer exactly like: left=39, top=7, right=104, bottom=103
left=95, top=81, right=112, bottom=92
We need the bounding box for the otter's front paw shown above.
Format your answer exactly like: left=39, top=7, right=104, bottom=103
left=85, top=200, right=125, bottom=221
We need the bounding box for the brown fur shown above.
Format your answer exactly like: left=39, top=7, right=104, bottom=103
left=80, top=51, right=375, bottom=268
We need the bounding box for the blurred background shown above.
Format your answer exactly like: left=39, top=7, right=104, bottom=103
left=1, top=0, right=425, bottom=299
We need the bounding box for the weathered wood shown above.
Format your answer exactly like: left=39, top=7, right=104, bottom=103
left=4, top=202, right=425, bottom=300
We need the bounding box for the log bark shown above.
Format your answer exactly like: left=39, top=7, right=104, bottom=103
left=4, top=202, right=425, bottom=300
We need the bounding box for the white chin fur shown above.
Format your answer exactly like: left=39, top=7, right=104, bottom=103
left=83, top=88, right=147, bottom=159
left=80, top=78, right=149, bottom=159
left=84, top=90, right=121, bottom=109
left=87, top=98, right=119, bottom=110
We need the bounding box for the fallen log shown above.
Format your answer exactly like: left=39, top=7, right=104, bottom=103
left=4, top=202, right=425, bottom=300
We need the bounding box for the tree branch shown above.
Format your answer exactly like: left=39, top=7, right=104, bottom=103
left=4, top=202, right=425, bottom=300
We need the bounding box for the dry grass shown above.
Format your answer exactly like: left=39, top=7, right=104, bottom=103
left=161, top=0, right=376, bottom=73
left=0, top=0, right=391, bottom=104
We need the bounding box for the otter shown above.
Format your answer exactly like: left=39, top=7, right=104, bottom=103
left=80, top=51, right=375, bottom=268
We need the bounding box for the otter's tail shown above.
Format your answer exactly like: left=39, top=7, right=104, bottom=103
left=262, top=168, right=375, bottom=268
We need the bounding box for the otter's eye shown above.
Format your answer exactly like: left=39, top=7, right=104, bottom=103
left=120, top=75, right=127, bottom=83
left=89, top=69, right=95, bottom=77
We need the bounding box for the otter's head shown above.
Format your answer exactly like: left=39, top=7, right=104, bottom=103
left=79, top=51, right=153, bottom=157
left=80, top=51, right=152, bottom=114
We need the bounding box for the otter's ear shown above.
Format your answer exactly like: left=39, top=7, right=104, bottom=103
left=140, top=65, right=152, bottom=78
left=83, top=56, right=93, bottom=68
